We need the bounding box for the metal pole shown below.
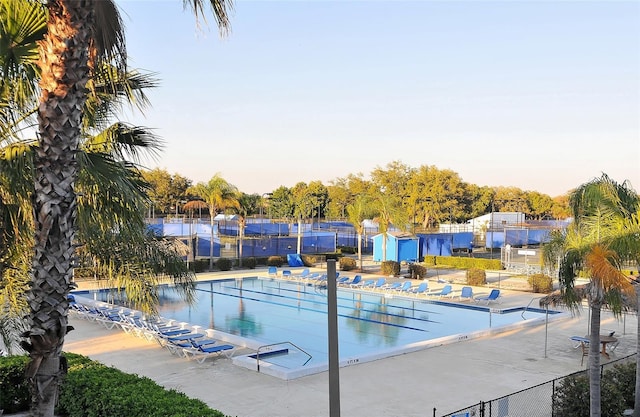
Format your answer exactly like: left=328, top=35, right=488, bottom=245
left=544, top=305, right=549, bottom=358
left=297, top=218, right=302, bottom=255
left=490, top=202, right=494, bottom=259
left=327, top=260, right=341, bottom=417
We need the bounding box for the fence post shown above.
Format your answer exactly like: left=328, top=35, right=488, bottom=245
left=551, top=379, right=555, bottom=417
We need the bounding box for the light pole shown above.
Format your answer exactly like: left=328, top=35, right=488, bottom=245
left=490, top=200, right=495, bottom=259
left=259, top=193, right=272, bottom=236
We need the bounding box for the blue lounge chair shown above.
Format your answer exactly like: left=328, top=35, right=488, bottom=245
left=337, top=276, right=351, bottom=284
left=343, top=275, right=362, bottom=287
left=268, top=266, right=277, bottom=277
left=475, top=289, right=501, bottom=304
left=306, top=272, right=321, bottom=280
left=458, top=286, right=474, bottom=301
left=184, top=340, right=236, bottom=363
left=357, top=279, right=375, bottom=288
left=166, top=336, right=217, bottom=356
left=382, top=282, right=402, bottom=291
left=410, top=282, right=429, bottom=295
left=371, top=278, right=387, bottom=290
left=428, top=284, right=452, bottom=298
left=295, top=268, right=310, bottom=279
left=396, top=281, right=413, bottom=293
left=282, top=270, right=292, bottom=279
left=570, top=335, right=589, bottom=348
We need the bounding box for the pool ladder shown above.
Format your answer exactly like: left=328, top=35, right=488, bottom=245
left=256, top=341, right=312, bottom=373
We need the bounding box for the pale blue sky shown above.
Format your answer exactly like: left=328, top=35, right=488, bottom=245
left=116, top=0, right=639, bottom=197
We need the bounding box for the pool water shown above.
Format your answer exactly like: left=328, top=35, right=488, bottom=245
left=96, top=277, right=557, bottom=369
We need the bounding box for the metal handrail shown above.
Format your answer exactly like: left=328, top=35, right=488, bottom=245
left=256, top=341, right=312, bottom=373
left=521, top=296, right=545, bottom=320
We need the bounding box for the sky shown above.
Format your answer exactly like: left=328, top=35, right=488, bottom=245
left=115, top=0, right=639, bottom=198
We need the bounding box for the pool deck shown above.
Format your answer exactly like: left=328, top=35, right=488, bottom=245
left=57, top=265, right=638, bottom=417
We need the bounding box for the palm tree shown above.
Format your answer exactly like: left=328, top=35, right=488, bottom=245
left=188, top=174, right=240, bottom=270
left=3, top=1, right=232, bottom=415
left=372, top=189, right=409, bottom=262
left=542, top=174, right=639, bottom=417
left=346, top=195, right=373, bottom=272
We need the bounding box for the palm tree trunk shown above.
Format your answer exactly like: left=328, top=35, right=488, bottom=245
left=209, top=215, right=215, bottom=270
left=357, top=231, right=362, bottom=272
left=382, top=233, right=387, bottom=262
left=28, top=2, right=94, bottom=416
left=588, top=302, right=602, bottom=417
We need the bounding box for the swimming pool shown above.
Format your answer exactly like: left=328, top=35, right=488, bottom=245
left=76, top=277, right=563, bottom=379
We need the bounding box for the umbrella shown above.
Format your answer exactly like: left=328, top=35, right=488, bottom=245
left=183, top=200, right=208, bottom=215
left=163, top=237, right=190, bottom=257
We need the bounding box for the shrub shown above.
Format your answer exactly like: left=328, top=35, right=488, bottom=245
left=0, top=355, right=30, bottom=413
left=216, top=257, right=233, bottom=271
left=267, top=256, right=285, bottom=267
left=338, top=246, right=357, bottom=254
left=339, top=257, right=357, bottom=271
left=466, top=268, right=486, bottom=286
left=381, top=261, right=401, bottom=276
left=408, top=263, right=427, bottom=279
left=553, top=362, right=635, bottom=417
left=528, top=274, right=553, bottom=293
left=300, top=255, right=316, bottom=267
left=189, top=259, right=209, bottom=272
left=243, top=257, right=257, bottom=269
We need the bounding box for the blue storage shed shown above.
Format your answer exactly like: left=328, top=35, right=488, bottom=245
left=372, top=232, right=419, bottom=262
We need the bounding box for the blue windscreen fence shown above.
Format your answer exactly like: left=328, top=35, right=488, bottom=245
left=243, top=223, right=289, bottom=236
left=239, top=234, right=336, bottom=258
left=485, top=228, right=552, bottom=249
left=417, top=232, right=473, bottom=256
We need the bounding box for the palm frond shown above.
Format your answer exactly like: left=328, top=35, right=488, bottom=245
left=84, top=65, right=159, bottom=131
left=92, top=0, right=127, bottom=71
left=82, top=123, right=163, bottom=164
left=183, top=0, right=234, bottom=36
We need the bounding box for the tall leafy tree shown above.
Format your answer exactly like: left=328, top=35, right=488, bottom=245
left=269, top=186, right=294, bottom=221
left=542, top=174, right=639, bottom=417
left=8, top=1, right=233, bottom=416
left=142, top=168, right=192, bottom=216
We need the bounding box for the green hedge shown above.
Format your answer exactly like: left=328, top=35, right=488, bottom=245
left=435, top=256, right=502, bottom=270
left=0, top=353, right=229, bottom=417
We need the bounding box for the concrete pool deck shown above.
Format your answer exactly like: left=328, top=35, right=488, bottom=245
left=60, top=266, right=637, bottom=417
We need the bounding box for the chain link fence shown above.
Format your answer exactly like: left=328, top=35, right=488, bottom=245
left=439, top=354, right=636, bottom=417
